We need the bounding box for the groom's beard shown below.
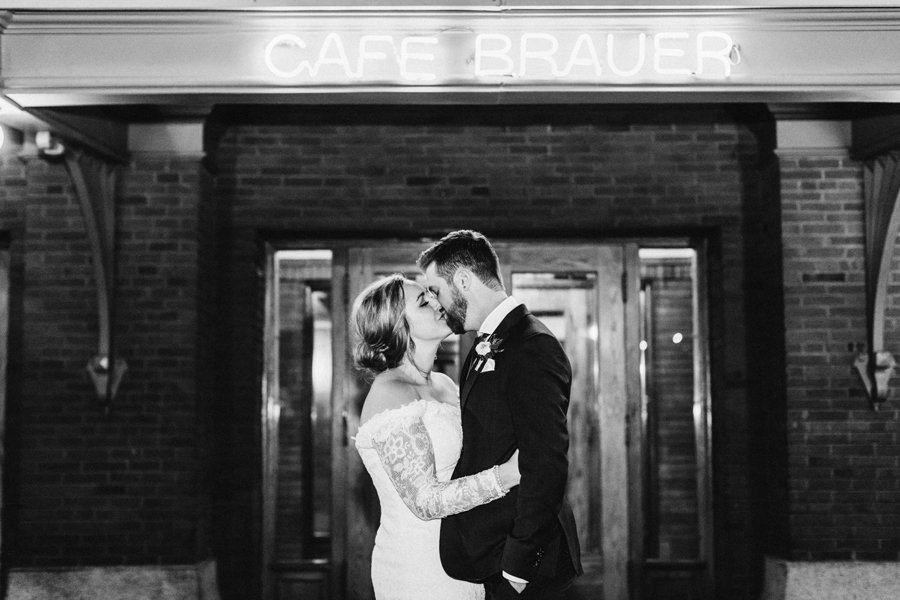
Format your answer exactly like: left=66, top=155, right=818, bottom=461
left=444, top=288, right=468, bottom=335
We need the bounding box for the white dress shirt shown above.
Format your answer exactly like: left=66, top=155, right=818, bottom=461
left=478, top=296, right=522, bottom=338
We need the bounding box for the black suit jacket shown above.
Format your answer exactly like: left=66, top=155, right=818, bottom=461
left=439, top=304, right=583, bottom=583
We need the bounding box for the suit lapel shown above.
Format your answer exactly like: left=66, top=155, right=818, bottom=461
left=459, top=304, right=530, bottom=409
left=459, top=344, right=480, bottom=410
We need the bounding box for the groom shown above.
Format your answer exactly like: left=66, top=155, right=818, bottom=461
left=418, top=230, right=582, bottom=599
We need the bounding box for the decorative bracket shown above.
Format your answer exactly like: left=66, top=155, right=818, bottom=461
left=855, top=151, right=900, bottom=409
left=58, top=143, right=127, bottom=410
left=854, top=351, right=897, bottom=407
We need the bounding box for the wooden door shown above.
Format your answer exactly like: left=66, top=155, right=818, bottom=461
left=344, top=244, right=434, bottom=600
left=264, top=240, right=717, bottom=600
left=341, top=241, right=639, bottom=600
left=495, top=242, right=639, bottom=600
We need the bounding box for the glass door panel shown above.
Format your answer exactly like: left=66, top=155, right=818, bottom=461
left=264, top=249, right=336, bottom=600
left=638, top=247, right=712, bottom=600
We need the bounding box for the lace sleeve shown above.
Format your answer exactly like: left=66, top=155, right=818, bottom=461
left=370, top=415, right=507, bottom=521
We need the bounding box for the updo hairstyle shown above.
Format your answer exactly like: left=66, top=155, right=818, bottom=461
left=351, top=274, right=412, bottom=377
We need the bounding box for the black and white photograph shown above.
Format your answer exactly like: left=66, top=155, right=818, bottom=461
left=0, top=1, right=897, bottom=600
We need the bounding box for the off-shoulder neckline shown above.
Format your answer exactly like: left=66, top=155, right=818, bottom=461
left=359, top=397, right=457, bottom=427
left=355, top=398, right=459, bottom=443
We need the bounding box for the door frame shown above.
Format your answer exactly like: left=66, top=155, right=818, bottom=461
left=260, top=235, right=711, bottom=600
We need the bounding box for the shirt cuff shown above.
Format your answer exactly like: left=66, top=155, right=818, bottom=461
left=502, top=571, right=529, bottom=584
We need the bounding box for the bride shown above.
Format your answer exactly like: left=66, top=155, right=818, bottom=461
left=352, top=274, right=520, bottom=600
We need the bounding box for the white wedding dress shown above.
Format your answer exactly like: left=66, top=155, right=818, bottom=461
left=355, top=399, right=502, bottom=600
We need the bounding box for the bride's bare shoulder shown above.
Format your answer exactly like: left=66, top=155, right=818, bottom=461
left=431, top=372, right=460, bottom=402
left=360, top=372, right=417, bottom=425
left=430, top=371, right=456, bottom=390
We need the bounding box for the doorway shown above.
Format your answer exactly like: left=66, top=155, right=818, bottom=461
left=261, top=239, right=712, bottom=600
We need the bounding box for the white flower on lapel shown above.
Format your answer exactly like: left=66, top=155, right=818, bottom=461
left=474, top=336, right=503, bottom=373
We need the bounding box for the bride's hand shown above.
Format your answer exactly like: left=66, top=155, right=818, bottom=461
left=497, top=449, right=520, bottom=492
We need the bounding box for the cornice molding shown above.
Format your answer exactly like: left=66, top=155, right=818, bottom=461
left=7, top=0, right=900, bottom=9
left=6, top=7, right=900, bottom=33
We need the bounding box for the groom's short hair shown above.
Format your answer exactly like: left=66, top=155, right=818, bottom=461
left=417, top=230, right=504, bottom=291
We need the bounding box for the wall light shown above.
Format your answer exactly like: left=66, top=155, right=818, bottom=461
left=35, top=130, right=65, bottom=156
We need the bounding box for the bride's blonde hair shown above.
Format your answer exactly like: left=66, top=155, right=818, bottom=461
left=351, top=274, right=411, bottom=377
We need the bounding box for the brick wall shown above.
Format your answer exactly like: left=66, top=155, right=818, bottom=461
left=780, top=153, right=900, bottom=560
left=212, top=104, right=779, bottom=599
left=18, top=156, right=98, bottom=564
left=0, top=104, right=793, bottom=600
left=115, top=155, right=212, bottom=562
left=4, top=153, right=211, bottom=566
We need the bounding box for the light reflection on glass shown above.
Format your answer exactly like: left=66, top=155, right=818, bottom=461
left=274, top=249, right=333, bottom=561
left=639, top=248, right=701, bottom=562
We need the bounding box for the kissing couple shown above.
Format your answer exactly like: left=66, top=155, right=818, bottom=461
left=353, top=230, right=583, bottom=600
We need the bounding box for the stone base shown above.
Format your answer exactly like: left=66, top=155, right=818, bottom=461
left=7, top=560, right=220, bottom=600
left=762, top=557, right=900, bottom=600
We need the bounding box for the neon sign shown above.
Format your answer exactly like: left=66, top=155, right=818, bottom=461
left=264, top=30, right=740, bottom=84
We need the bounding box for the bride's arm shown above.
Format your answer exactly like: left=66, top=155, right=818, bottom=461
left=370, top=415, right=516, bottom=521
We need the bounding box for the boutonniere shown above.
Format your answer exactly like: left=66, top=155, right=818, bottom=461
left=474, top=336, right=504, bottom=372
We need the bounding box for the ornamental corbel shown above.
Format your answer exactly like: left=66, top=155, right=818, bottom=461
left=40, top=135, right=127, bottom=410
left=854, top=151, right=900, bottom=409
